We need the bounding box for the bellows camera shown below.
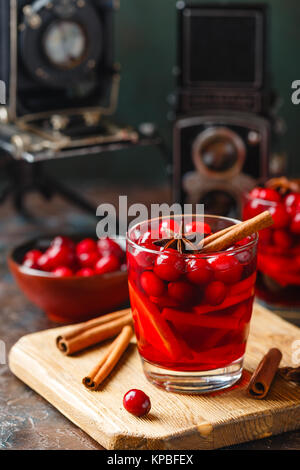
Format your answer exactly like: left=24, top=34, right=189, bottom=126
left=0, top=0, right=137, bottom=159
left=173, top=2, right=272, bottom=217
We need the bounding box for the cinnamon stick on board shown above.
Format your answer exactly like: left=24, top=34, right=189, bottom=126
left=83, top=325, right=133, bottom=390
left=202, top=211, right=274, bottom=253
left=56, top=309, right=133, bottom=355
left=247, top=348, right=282, bottom=399
left=279, top=366, right=300, bottom=384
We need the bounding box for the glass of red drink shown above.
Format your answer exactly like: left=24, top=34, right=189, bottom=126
left=127, top=215, right=258, bottom=393
left=243, top=185, right=300, bottom=310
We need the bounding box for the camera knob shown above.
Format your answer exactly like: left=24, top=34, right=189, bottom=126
left=23, top=5, right=41, bottom=29
left=11, top=134, right=32, bottom=158
left=139, top=123, right=157, bottom=137
left=0, top=107, right=8, bottom=124
left=247, top=131, right=261, bottom=146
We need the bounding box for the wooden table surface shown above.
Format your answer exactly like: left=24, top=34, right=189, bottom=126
left=1, top=183, right=300, bottom=450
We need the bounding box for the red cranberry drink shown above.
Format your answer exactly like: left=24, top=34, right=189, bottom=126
left=127, top=215, right=258, bottom=393
left=243, top=179, right=300, bottom=307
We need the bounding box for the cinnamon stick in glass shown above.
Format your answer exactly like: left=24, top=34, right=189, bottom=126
left=200, top=224, right=236, bottom=248
left=247, top=348, right=282, bottom=399
left=82, top=325, right=133, bottom=390
left=56, top=309, right=133, bottom=355
left=202, top=211, right=273, bottom=253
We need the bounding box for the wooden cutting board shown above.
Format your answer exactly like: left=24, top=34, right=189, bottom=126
left=8, top=303, right=300, bottom=450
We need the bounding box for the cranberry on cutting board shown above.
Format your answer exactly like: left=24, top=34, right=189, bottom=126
left=123, top=389, right=151, bottom=417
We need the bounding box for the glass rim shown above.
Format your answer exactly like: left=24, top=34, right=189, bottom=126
left=127, top=213, right=258, bottom=259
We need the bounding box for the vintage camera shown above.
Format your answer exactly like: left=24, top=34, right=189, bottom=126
left=173, top=2, right=273, bottom=217
left=0, top=0, right=137, bottom=160
left=173, top=112, right=270, bottom=216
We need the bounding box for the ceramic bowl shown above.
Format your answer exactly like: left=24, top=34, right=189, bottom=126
left=8, top=235, right=129, bottom=324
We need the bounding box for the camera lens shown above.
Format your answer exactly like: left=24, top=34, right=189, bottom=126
left=201, top=136, right=238, bottom=173
left=43, top=20, right=87, bottom=69
left=192, top=127, right=246, bottom=180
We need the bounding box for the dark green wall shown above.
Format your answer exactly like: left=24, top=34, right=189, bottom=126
left=47, top=0, right=300, bottom=183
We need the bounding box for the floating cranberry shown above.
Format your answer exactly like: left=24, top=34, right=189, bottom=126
left=76, top=238, right=97, bottom=255
left=78, top=251, right=99, bottom=269
left=293, top=243, right=300, bottom=255
left=284, top=192, right=300, bottom=215
left=22, top=258, right=39, bottom=270
left=97, top=238, right=124, bottom=260
left=94, top=254, right=121, bottom=275
left=249, top=187, right=263, bottom=199
left=258, top=228, right=272, bottom=245
left=134, top=249, right=156, bottom=268
left=76, top=267, right=95, bottom=277
left=242, top=258, right=257, bottom=279
left=210, top=255, right=242, bottom=284
left=52, top=266, right=73, bottom=277
left=249, top=187, right=281, bottom=203
left=138, top=232, right=151, bottom=246
left=273, top=229, right=293, bottom=249
left=137, top=235, right=159, bottom=252
left=51, top=236, right=75, bottom=251
left=234, top=236, right=253, bottom=264
left=130, top=228, right=142, bottom=242
left=126, top=251, right=138, bottom=271
left=186, top=258, right=213, bottom=285
left=123, top=389, right=151, bottom=417
left=168, top=280, right=197, bottom=304
left=290, top=212, right=300, bottom=235
left=154, top=253, right=185, bottom=281
left=138, top=231, right=155, bottom=246
left=140, top=271, right=165, bottom=297
left=158, top=219, right=179, bottom=238
left=45, top=244, right=75, bottom=270
left=37, top=253, right=53, bottom=271
left=243, top=199, right=265, bottom=219
left=235, top=236, right=252, bottom=247
left=24, top=249, right=42, bottom=264
left=260, top=188, right=281, bottom=202
left=235, top=248, right=252, bottom=265
left=204, top=281, right=226, bottom=306
left=185, top=221, right=211, bottom=236
left=269, top=203, right=290, bottom=229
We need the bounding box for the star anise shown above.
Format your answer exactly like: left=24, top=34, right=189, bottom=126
left=153, top=222, right=199, bottom=254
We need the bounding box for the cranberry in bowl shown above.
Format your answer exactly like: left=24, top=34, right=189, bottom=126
left=127, top=215, right=258, bottom=393
left=243, top=180, right=300, bottom=309
left=8, top=234, right=129, bottom=323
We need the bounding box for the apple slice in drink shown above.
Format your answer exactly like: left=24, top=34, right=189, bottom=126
left=193, top=289, right=254, bottom=316
left=128, top=281, right=190, bottom=360
left=228, top=273, right=256, bottom=296
left=162, top=307, right=242, bottom=330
